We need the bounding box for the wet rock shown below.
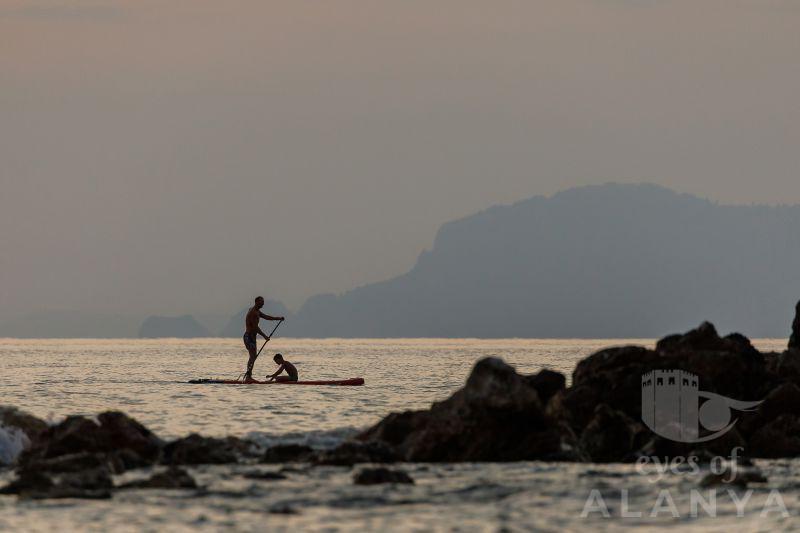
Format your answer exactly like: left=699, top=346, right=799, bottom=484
left=359, top=358, right=571, bottom=462
left=544, top=386, right=589, bottom=435
left=748, top=414, right=800, bottom=458
left=1, top=466, right=113, bottom=500
left=655, top=322, right=756, bottom=356
left=21, top=412, right=162, bottom=468
left=0, top=469, right=53, bottom=495
left=95, top=411, right=163, bottom=459
left=279, top=466, right=309, bottom=475
left=121, top=467, right=198, bottom=489
left=22, top=452, right=108, bottom=474
left=357, top=318, right=800, bottom=462
left=775, top=350, right=800, bottom=385
left=314, top=441, right=400, bottom=466
left=740, top=382, right=800, bottom=437
left=162, top=434, right=251, bottom=465
left=109, top=448, right=153, bottom=473
left=579, top=404, right=640, bottom=463
left=789, top=301, right=800, bottom=350
left=268, top=504, right=300, bottom=514
left=525, top=369, right=566, bottom=404
left=569, top=346, right=657, bottom=430
left=635, top=427, right=747, bottom=462
left=754, top=382, right=800, bottom=422
left=242, top=470, right=287, bottom=481
left=59, top=466, right=114, bottom=491
left=700, top=468, right=767, bottom=488
left=262, top=444, right=314, bottom=463
left=569, top=322, right=770, bottom=443
left=353, top=467, right=414, bottom=485
left=0, top=406, right=48, bottom=442
left=356, top=411, right=429, bottom=450
left=460, top=357, right=542, bottom=411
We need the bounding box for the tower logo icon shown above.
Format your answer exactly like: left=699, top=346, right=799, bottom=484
left=641, top=370, right=761, bottom=443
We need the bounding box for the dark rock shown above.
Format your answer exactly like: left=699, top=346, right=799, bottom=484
left=22, top=452, right=108, bottom=474
left=2, top=466, right=113, bottom=500
left=359, top=357, right=572, bottom=462
left=314, top=441, right=400, bottom=466
left=0, top=406, right=48, bottom=442
left=95, top=412, right=163, bottom=460
left=749, top=415, right=800, bottom=458
left=740, top=382, right=800, bottom=436
left=0, top=469, right=53, bottom=495
left=569, top=322, right=769, bottom=443
left=636, top=427, right=747, bottom=461
left=775, top=350, right=800, bottom=384
left=21, top=412, right=162, bottom=468
left=162, top=434, right=251, bottom=465
left=279, top=466, right=309, bottom=475
left=242, top=470, right=287, bottom=481
left=269, top=504, right=300, bottom=515
left=569, top=346, right=658, bottom=430
left=262, top=444, right=314, bottom=463
left=700, top=468, right=767, bottom=488
left=579, top=405, right=640, bottom=463
left=353, top=467, right=414, bottom=485
left=356, top=411, right=429, bottom=449
left=121, top=467, right=198, bottom=489
left=460, top=357, right=542, bottom=411
left=790, top=301, right=800, bottom=350
left=525, top=369, right=566, bottom=404
left=59, top=466, right=114, bottom=491
left=655, top=322, right=755, bottom=355
left=110, top=448, right=152, bottom=472
left=545, top=384, right=604, bottom=435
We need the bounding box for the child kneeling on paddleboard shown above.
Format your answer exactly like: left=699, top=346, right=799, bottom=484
left=267, top=353, right=298, bottom=382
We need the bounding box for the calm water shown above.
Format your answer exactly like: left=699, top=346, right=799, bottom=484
left=0, top=338, right=795, bottom=531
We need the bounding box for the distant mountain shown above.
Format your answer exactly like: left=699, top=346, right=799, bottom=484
left=285, top=183, right=800, bottom=338
left=194, top=313, right=233, bottom=337
left=0, top=311, right=141, bottom=338
left=219, top=300, right=291, bottom=337
left=138, top=315, right=210, bottom=338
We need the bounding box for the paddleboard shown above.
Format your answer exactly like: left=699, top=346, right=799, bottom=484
left=189, top=377, right=364, bottom=386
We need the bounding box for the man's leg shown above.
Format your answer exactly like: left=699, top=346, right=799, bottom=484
left=244, top=346, right=258, bottom=380
left=243, top=334, right=259, bottom=380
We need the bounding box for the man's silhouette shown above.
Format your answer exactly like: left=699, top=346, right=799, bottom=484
left=243, top=296, right=284, bottom=380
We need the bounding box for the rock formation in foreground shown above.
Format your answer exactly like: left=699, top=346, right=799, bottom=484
left=356, top=312, right=800, bottom=462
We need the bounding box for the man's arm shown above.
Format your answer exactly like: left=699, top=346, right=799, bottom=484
left=259, top=312, right=285, bottom=321
left=257, top=327, right=269, bottom=340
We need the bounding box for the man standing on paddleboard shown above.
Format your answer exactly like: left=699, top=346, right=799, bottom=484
left=243, top=296, right=284, bottom=381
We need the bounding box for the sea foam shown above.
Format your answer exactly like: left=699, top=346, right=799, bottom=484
left=0, top=424, right=30, bottom=466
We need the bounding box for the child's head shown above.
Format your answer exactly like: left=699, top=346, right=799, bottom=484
left=273, top=353, right=284, bottom=364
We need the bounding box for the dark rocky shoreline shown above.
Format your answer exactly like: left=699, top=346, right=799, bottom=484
left=4, top=303, right=800, bottom=499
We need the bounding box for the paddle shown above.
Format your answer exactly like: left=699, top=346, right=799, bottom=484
left=257, top=318, right=284, bottom=356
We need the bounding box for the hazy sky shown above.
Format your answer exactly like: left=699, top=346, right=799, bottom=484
left=1, top=0, right=799, bottom=320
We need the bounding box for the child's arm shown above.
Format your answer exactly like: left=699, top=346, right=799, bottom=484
left=267, top=363, right=286, bottom=380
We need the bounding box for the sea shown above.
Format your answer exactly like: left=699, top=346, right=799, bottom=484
left=0, top=337, right=795, bottom=532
